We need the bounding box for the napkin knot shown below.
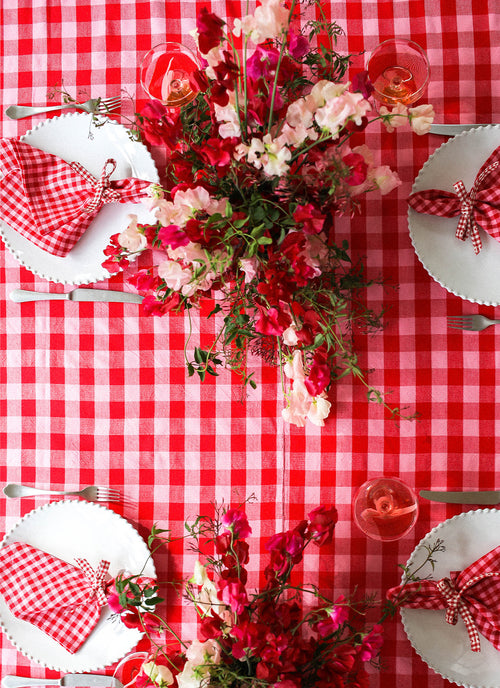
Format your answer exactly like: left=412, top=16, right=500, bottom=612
left=407, top=145, right=500, bottom=255
left=70, top=159, right=121, bottom=213
left=436, top=576, right=482, bottom=652
left=75, top=557, right=110, bottom=606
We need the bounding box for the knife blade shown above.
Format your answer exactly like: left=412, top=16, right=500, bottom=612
left=420, top=489, right=500, bottom=505
left=10, top=288, right=143, bottom=304
left=429, top=123, right=495, bottom=136
left=2, top=675, right=123, bottom=688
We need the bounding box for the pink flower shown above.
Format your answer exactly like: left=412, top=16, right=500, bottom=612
left=289, top=29, right=310, bottom=58
left=379, top=102, right=408, bottom=133
left=255, top=306, right=288, bottom=336
left=409, top=103, right=435, bottom=135
left=315, top=595, right=349, bottom=635
left=218, top=578, right=249, bottom=614
left=370, top=165, right=402, bottom=195
left=351, top=70, right=374, bottom=99
left=118, top=215, right=147, bottom=253
left=304, top=360, right=330, bottom=396
left=293, top=204, right=325, bottom=235
left=358, top=624, right=384, bottom=662
left=158, top=224, right=190, bottom=249
left=222, top=508, right=252, bottom=538
left=342, top=153, right=368, bottom=187
left=307, top=505, right=338, bottom=545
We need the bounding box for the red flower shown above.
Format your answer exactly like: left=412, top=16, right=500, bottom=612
left=351, top=70, right=374, bottom=99
left=304, top=359, right=331, bottom=396
left=196, top=7, right=225, bottom=54
left=255, top=306, right=289, bottom=336
left=218, top=577, right=249, bottom=614
left=293, top=203, right=325, bottom=234
left=342, top=152, right=368, bottom=186
left=306, top=505, right=338, bottom=545
left=142, top=292, right=181, bottom=316
left=358, top=624, right=383, bottom=662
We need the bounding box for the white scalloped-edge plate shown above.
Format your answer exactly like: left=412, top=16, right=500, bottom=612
left=0, top=501, right=156, bottom=672
left=0, top=113, right=159, bottom=285
left=401, top=509, right=500, bottom=687
left=408, top=125, right=500, bottom=305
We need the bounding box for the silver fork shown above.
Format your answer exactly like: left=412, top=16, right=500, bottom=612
left=447, top=314, right=500, bottom=331
left=5, top=96, right=122, bottom=120
left=2, top=483, right=122, bottom=502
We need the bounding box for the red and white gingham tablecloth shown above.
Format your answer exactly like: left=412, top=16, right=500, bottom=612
left=0, top=1, right=499, bottom=685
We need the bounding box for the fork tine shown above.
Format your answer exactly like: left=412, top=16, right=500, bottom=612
left=97, top=97, right=121, bottom=113
left=95, top=487, right=122, bottom=502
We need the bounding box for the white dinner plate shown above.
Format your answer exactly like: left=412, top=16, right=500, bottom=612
left=408, top=125, right=500, bottom=305
left=0, top=501, right=156, bottom=672
left=401, top=509, right=500, bottom=687
left=0, top=113, right=159, bottom=285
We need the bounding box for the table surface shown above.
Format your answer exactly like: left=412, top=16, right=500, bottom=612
left=1, top=0, right=500, bottom=685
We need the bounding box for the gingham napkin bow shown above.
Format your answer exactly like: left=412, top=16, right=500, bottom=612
left=0, top=137, right=151, bottom=257
left=0, top=541, right=111, bottom=654
left=386, top=544, right=500, bottom=653
left=408, top=145, right=500, bottom=254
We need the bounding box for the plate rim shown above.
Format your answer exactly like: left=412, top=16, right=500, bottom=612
left=408, top=124, right=500, bottom=306
left=401, top=508, right=500, bottom=688
left=0, top=500, right=156, bottom=672
left=0, top=112, right=159, bottom=285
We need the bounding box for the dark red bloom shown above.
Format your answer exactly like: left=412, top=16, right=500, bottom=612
left=196, top=7, right=225, bottom=54
left=351, top=70, right=374, bottom=99
left=342, top=152, right=368, bottom=186
left=304, top=359, right=331, bottom=396
left=293, top=203, right=325, bottom=234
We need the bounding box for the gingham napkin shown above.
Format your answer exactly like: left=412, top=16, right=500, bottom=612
left=386, top=544, right=500, bottom=653
left=408, top=145, right=500, bottom=254
left=0, top=138, right=150, bottom=257
left=0, top=541, right=111, bottom=653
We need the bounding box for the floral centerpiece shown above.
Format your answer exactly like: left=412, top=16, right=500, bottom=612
left=102, top=0, right=434, bottom=427
left=107, top=504, right=386, bottom=688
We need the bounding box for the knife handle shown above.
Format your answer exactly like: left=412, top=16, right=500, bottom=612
left=2, top=678, right=60, bottom=688
left=10, top=289, right=68, bottom=303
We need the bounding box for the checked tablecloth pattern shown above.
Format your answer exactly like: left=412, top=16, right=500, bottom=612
left=0, top=1, right=500, bottom=686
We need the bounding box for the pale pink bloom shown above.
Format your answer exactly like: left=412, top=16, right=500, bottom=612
left=282, top=325, right=298, bottom=346
left=282, top=379, right=313, bottom=427
left=143, top=183, right=165, bottom=211
left=379, top=103, right=408, bottom=133
left=202, top=45, right=224, bottom=78
left=214, top=103, right=241, bottom=139
left=310, top=80, right=347, bottom=107
left=286, top=96, right=316, bottom=129
left=168, top=241, right=207, bottom=265
left=351, top=143, right=374, bottom=166
left=241, top=0, right=289, bottom=44
left=283, top=349, right=306, bottom=380
left=176, top=663, right=202, bottom=688
left=278, top=122, right=317, bottom=147
left=307, top=393, right=331, bottom=426
left=246, top=137, right=266, bottom=168
left=239, top=256, right=258, bottom=283
left=182, top=270, right=216, bottom=296
left=341, top=91, right=372, bottom=125
left=191, top=561, right=222, bottom=616
left=262, top=133, right=291, bottom=176
left=409, top=103, right=435, bottom=135
left=155, top=199, right=188, bottom=228
left=185, top=638, right=222, bottom=665
left=158, top=260, right=193, bottom=291
left=370, top=165, right=402, bottom=194
left=142, top=661, right=174, bottom=687
left=314, top=96, right=355, bottom=137
left=117, top=214, right=147, bottom=253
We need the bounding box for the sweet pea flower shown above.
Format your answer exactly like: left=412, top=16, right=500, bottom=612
left=141, top=661, right=174, bottom=687
left=379, top=102, right=408, bottom=132
left=307, top=393, right=331, bottom=426
left=282, top=378, right=313, bottom=427
left=222, top=508, right=252, bottom=537
left=239, top=256, right=258, bottom=283
left=409, top=103, right=435, bottom=135
left=310, top=80, right=347, bottom=107
left=286, top=96, right=316, bottom=129
left=283, top=349, right=306, bottom=380
left=262, top=133, right=292, bottom=176
left=240, top=0, right=289, bottom=44
left=214, top=103, right=241, bottom=138
left=117, top=215, right=147, bottom=253
left=158, top=260, right=193, bottom=291
left=359, top=624, right=384, bottom=662
left=370, top=165, right=402, bottom=195
left=282, top=325, right=298, bottom=346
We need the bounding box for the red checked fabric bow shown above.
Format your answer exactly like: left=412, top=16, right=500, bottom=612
left=408, top=145, right=500, bottom=254
left=386, top=544, right=500, bottom=652
left=0, top=541, right=111, bottom=653
left=0, top=138, right=151, bottom=257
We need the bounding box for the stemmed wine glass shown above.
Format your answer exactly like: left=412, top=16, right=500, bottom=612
left=367, top=38, right=430, bottom=107
left=140, top=42, right=200, bottom=108
left=353, top=476, right=419, bottom=541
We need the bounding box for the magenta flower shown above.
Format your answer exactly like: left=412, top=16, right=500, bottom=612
left=222, top=508, right=252, bottom=538
left=289, top=29, right=310, bottom=58
left=158, top=225, right=190, bottom=250
left=304, top=360, right=331, bottom=396
left=293, top=203, right=325, bottom=235
left=306, top=505, right=338, bottom=545
left=255, top=306, right=287, bottom=336
left=218, top=578, right=249, bottom=615
left=358, top=624, right=384, bottom=662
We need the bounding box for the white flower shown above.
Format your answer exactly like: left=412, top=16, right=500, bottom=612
left=310, top=80, right=347, bottom=107
left=142, top=661, right=174, bottom=687
left=409, top=103, right=435, bottom=135
left=282, top=325, right=298, bottom=346
left=117, top=214, right=147, bottom=253
left=240, top=0, right=289, bottom=44
left=246, top=137, right=266, bottom=168
left=307, top=394, right=332, bottom=426
left=262, top=133, right=291, bottom=177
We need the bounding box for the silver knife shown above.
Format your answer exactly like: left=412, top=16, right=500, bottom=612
left=2, top=676, right=123, bottom=688
left=420, top=489, right=500, bottom=505
left=429, top=123, right=495, bottom=136
left=10, top=288, right=143, bottom=304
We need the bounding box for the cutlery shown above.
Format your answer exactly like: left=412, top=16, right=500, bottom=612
left=3, top=484, right=122, bottom=503
left=420, top=489, right=500, bottom=504
left=429, top=123, right=494, bottom=136
left=5, top=96, right=122, bottom=120
left=10, top=288, right=143, bottom=304
left=447, top=314, right=500, bottom=332
left=2, top=676, right=122, bottom=688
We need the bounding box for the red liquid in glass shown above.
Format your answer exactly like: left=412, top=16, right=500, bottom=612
left=146, top=51, right=198, bottom=106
